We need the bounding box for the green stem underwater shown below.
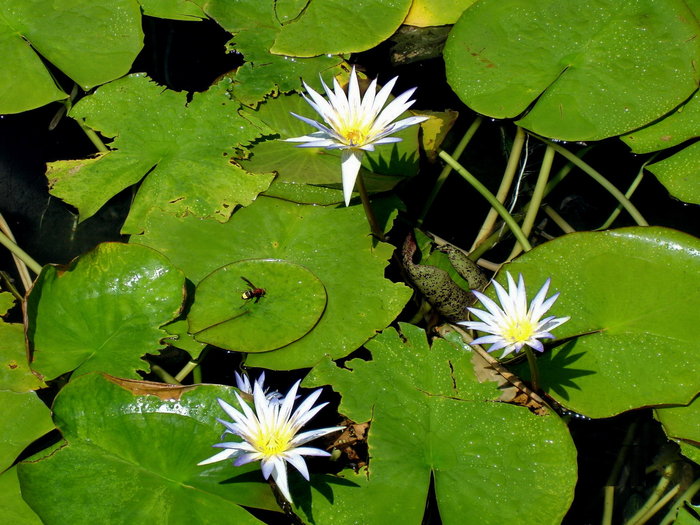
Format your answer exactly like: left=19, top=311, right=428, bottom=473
left=356, top=173, right=385, bottom=241
left=523, top=346, right=540, bottom=393
left=0, top=229, right=42, bottom=275
left=439, top=150, right=532, bottom=252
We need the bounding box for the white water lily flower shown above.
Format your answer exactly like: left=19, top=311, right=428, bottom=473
left=459, top=272, right=570, bottom=357
left=285, top=67, right=428, bottom=206
left=234, top=371, right=284, bottom=405
left=198, top=379, right=343, bottom=504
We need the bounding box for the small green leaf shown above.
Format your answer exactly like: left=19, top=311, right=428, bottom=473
left=27, top=243, right=186, bottom=380
left=17, top=373, right=275, bottom=524
left=133, top=197, right=411, bottom=369
left=0, top=0, right=143, bottom=113
left=621, top=92, right=700, bottom=154
left=190, top=259, right=327, bottom=352
left=655, top=397, right=700, bottom=464
left=304, top=324, right=577, bottom=524
left=200, top=0, right=343, bottom=106
left=138, top=0, right=206, bottom=20
left=0, top=467, right=42, bottom=525
left=646, top=142, right=700, bottom=205
left=0, top=321, right=45, bottom=392
left=504, top=227, right=700, bottom=418
left=0, top=391, right=54, bottom=472
left=48, top=74, right=275, bottom=233
left=271, top=0, right=412, bottom=57
left=444, top=0, right=700, bottom=140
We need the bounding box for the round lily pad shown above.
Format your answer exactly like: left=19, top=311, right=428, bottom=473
left=189, top=259, right=327, bottom=352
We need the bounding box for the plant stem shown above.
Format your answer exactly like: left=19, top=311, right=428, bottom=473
left=0, top=229, right=42, bottom=275
left=602, top=420, right=638, bottom=525
left=507, top=144, right=555, bottom=260
left=356, top=172, right=385, bottom=241
left=439, top=149, right=532, bottom=252
left=523, top=346, right=540, bottom=392
left=418, top=115, right=483, bottom=226
left=149, top=363, right=181, bottom=385
left=598, top=160, right=648, bottom=230
left=659, top=477, right=700, bottom=525
left=0, top=213, right=33, bottom=291
left=624, top=463, right=675, bottom=525
left=471, top=126, right=526, bottom=250
left=79, top=123, right=109, bottom=153
left=543, top=205, right=576, bottom=234
left=538, top=139, right=648, bottom=226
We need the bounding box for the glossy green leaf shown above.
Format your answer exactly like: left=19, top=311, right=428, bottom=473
left=199, top=0, right=343, bottom=106
left=271, top=0, right=412, bottom=57
left=190, top=259, right=327, bottom=352
left=0, top=0, right=143, bottom=113
left=163, top=320, right=207, bottom=356
left=132, top=197, right=411, bottom=369
left=138, top=0, right=206, bottom=20
left=444, top=0, right=700, bottom=140
left=655, top=397, right=700, bottom=464
left=27, top=243, right=186, bottom=380
left=47, top=74, right=275, bottom=233
left=404, top=0, right=476, bottom=27
left=646, top=142, right=700, bottom=205
left=18, top=373, right=276, bottom=524
left=240, top=91, right=421, bottom=202
left=0, top=467, right=42, bottom=525
left=0, top=291, right=15, bottom=314
left=503, top=227, right=700, bottom=418
left=0, top=391, right=53, bottom=472
left=621, top=92, right=700, bottom=154
left=0, top=321, right=44, bottom=392
left=304, top=324, right=577, bottom=524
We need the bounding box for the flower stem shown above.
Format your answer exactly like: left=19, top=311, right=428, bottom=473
left=0, top=229, right=42, bottom=275
left=523, top=346, right=540, bottom=392
left=0, top=213, right=34, bottom=291
left=356, top=173, right=385, bottom=241
left=538, top=138, right=648, bottom=226
left=507, top=144, right=554, bottom=260
left=471, top=126, right=526, bottom=250
left=597, top=159, right=649, bottom=230
left=418, top=115, right=483, bottom=226
left=438, top=149, right=532, bottom=252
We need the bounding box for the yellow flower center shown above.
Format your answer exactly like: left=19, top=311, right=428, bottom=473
left=344, top=128, right=367, bottom=146
left=503, top=318, right=536, bottom=343
left=254, top=429, right=291, bottom=457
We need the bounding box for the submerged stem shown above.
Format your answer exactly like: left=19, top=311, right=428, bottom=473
left=471, top=126, right=526, bottom=250
left=508, top=144, right=555, bottom=261
left=0, top=229, right=42, bottom=275
left=539, top=139, right=648, bottom=226
left=439, top=150, right=532, bottom=252
left=356, top=173, right=385, bottom=241
left=523, top=346, right=540, bottom=392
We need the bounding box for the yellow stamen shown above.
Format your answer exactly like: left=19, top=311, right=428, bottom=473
left=254, top=430, right=291, bottom=456
left=345, top=129, right=367, bottom=146
left=504, top=319, right=535, bottom=343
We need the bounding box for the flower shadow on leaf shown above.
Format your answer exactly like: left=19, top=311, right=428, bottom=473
left=296, top=473, right=361, bottom=524
left=365, top=143, right=418, bottom=178
left=535, top=341, right=596, bottom=400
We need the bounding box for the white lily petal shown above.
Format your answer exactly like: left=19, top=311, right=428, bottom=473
left=341, top=149, right=363, bottom=206
left=462, top=271, right=570, bottom=356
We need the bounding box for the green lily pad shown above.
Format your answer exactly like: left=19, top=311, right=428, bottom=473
left=47, top=74, right=275, bottom=234
left=27, top=243, right=186, bottom=380
left=503, top=227, right=700, bottom=418
left=270, top=0, right=412, bottom=57
left=0, top=391, right=54, bottom=472
left=190, top=259, right=327, bottom=352
left=646, top=142, right=700, bottom=205
left=303, top=324, right=577, bottom=524
left=622, top=92, right=700, bottom=154
left=17, top=373, right=276, bottom=524
left=655, top=397, right=700, bottom=464
left=0, top=467, right=42, bottom=525
left=443, top=0, right=700, bottom=140
left=404, top=0, right=476, bottom=26
left=138, top=0, right=206, bottom=20
left=0, top=320, right=44, bottom=392
left=132, top=196, right=411, bottom=369
left=199, top=0, right=343, bottom=106
left=0, top=0, right=143, bottom=114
